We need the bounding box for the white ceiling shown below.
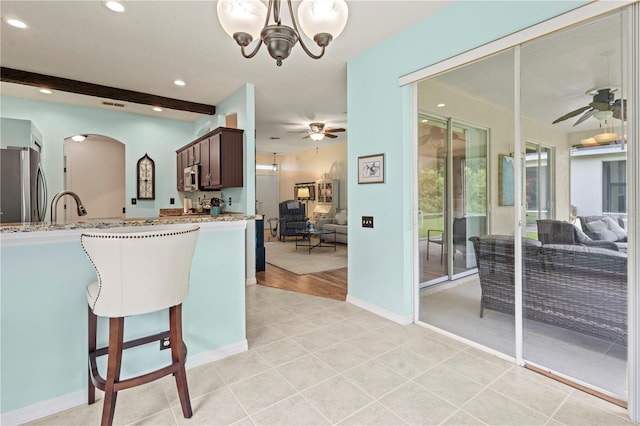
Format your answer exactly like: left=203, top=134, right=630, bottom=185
left=0, top=0, right=452, bottom=154
left=428, top=12, right=625, bottom=135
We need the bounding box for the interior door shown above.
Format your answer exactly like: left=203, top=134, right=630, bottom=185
left=256, top=174, right=279, bottom=240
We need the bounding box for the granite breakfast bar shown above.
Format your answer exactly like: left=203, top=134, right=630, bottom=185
left=0, top=215, right=255, bottom=424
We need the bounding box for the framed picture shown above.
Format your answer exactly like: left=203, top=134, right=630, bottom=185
left=358, top=153, right=385, bottom=184
left=498, top=154, right=516, bottom=206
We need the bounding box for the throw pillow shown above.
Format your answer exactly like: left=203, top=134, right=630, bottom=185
left=335, top=209, right=348, bottom=225
left=603, top=216, right=627, bottom=241
left=592, top=229, right=618, bottom=242
left=585, top=219, right=608, bottom=232
left=573, top=226, right=593, bottom=244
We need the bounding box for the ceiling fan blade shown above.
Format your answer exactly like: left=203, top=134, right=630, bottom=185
left=325, top=128, right=346, bottom=133
left=612, top=99, right=627, bottom=120
left=573, top=108, right=598, bottom=127
left=552, top=105, right=591, bottom=124
left=302, top=134, right=310, bottom=139
left=324, top=133, right=338, bottom=139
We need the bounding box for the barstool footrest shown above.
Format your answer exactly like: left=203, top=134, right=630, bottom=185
left=92, top=331, right=170, bottom=358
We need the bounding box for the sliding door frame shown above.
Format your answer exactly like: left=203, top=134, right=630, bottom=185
left=408, top=1, right=639, bottom=420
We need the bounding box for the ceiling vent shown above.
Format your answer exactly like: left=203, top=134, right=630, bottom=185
left=102, top=101, right=125, bottom=107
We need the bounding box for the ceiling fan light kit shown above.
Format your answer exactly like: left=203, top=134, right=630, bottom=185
left=552, top=87, right=626, bottom=127
left=217, top=0, right=348, bottom=66
left=301, top=122, right=346, bottom=141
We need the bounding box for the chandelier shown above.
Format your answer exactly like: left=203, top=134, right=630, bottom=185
left=217, top=0, right=349, bottom=66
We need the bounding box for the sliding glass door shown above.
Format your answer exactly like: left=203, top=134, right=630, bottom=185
left=520, top=11, right=627, bottom=399
left=525, top=142, right=554, bottom=238
left=417, top=116, right=488, bottom=287
left=416, top=8, right=630, bottom=400
left=417, top=49, right=506, bottom=353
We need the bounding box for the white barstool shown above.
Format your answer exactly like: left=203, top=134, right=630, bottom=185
left=81, top=225, right=200, bottom=426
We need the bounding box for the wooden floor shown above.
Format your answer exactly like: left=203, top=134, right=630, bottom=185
left=256, top=263, right=347, bottom=301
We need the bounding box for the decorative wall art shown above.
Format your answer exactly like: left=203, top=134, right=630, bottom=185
left=136, top=153, right=155, bottom=200
left=358, top=153, right=385, bottom=184
left=498, top=153, right=524, bottom=206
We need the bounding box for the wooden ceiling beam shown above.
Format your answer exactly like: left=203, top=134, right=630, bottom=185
left=0, top=67, right=216, bottom=116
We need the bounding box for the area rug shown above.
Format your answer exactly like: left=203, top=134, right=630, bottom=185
left=265, top=241, right=347, bottom=275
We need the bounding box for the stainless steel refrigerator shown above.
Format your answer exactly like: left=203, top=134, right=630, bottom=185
left=1, top=147, right=48, bottom=223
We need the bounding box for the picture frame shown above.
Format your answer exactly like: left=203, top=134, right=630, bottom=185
left=358, top=153, right=385, bottom=184
left=498, top=154, right=514, bottom=206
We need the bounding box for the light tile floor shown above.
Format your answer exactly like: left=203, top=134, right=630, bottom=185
left=28, top=285, right=633, bottom=425
left=420, top=277, right=627, bottom=397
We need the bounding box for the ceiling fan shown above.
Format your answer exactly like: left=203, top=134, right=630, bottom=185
left=552, top=87, right=627, bottom=127
left=302, top=122, right=346, bottom=141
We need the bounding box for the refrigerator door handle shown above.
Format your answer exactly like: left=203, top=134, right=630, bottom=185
left=36, top=164, right=48, bottom=221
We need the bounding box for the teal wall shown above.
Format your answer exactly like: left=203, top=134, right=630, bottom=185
left=0, top=226, right=247, bottom=413
left=0, top=96, right=196, bottom=218
left=346, top=1, right=589, bottom=317
left=215, top=83, right=257, bottom=217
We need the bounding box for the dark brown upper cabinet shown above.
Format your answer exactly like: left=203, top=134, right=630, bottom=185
left=176, top=127, right=243, bottom=191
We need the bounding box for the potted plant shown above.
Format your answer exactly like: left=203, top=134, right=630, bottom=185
left=211, top=198, right=224, bottom=215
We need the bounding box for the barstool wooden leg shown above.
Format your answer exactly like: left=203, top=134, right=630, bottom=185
left=102, top=317, right=124, bottom=426
left=170, top=304, right=192, bottom=418
left=88, top=306, right=97, bottom=405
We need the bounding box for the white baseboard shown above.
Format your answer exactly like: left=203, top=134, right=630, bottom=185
left=346, top=295, right=413, bottom=325
left=185, top=339, right=248, bottom=369
left=246, top=277, right=257, bottom=286
left=0, top=390, right=86, bottom=426
left=0, top=339, right=248, bottom=426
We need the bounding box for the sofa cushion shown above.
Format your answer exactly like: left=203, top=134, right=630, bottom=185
left=323, top=223, right=347, bottom=234
left=592, top=229, right=618, bottom=242
left=603, top=216, right=627, bottom=241
left=543, top=243, right=627, bottom=258
left=335, top=209, right=348, bottom=225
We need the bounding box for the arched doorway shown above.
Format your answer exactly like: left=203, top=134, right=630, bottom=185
left=60, top=134, right=125, bottom=221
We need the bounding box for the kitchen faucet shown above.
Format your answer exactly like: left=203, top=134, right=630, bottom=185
left=50, top=191, right=88, bottom=223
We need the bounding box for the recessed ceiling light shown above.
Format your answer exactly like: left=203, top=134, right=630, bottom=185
left=421, top=119, right=428, bottom=123
left=5, top=18, right=28, bottom=29
left=104, top=1, right=126, bottom=13
left=152, top=107, right=163, bottom=112
left=173, top=79, right=186, bottom=87
left=436, top=103, right=446, bottom=108
left=39, top=88, right=53, bottom=94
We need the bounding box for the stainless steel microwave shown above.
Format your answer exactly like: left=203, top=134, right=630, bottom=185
left=183, top=165, right=199, bottom=191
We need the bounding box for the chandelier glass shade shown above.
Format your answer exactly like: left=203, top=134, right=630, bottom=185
left=217, top=0, right=348, bottom=66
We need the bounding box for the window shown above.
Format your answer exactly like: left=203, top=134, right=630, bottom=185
left=602, top=160, right=626, bottom=213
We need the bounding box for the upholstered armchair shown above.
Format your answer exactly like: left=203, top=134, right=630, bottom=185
left=279, top=200, right=307, bottom=241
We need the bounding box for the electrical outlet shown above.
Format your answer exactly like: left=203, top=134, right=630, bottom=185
left=170, top=198, right=175, bottom=205
left=131, top=198, right=137, bottom=205
left=160, top=337, right=171, bottom=350
left=362, top=216, right=374, bottom=228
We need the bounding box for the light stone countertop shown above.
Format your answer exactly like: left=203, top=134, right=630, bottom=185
left=0, top=214, right=259, bottom=234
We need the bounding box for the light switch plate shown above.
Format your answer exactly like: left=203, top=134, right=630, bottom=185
left=362, top=216, right=373, bottom=228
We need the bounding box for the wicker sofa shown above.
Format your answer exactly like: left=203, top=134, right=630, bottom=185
left=470, top=235, right=627, bottom=344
